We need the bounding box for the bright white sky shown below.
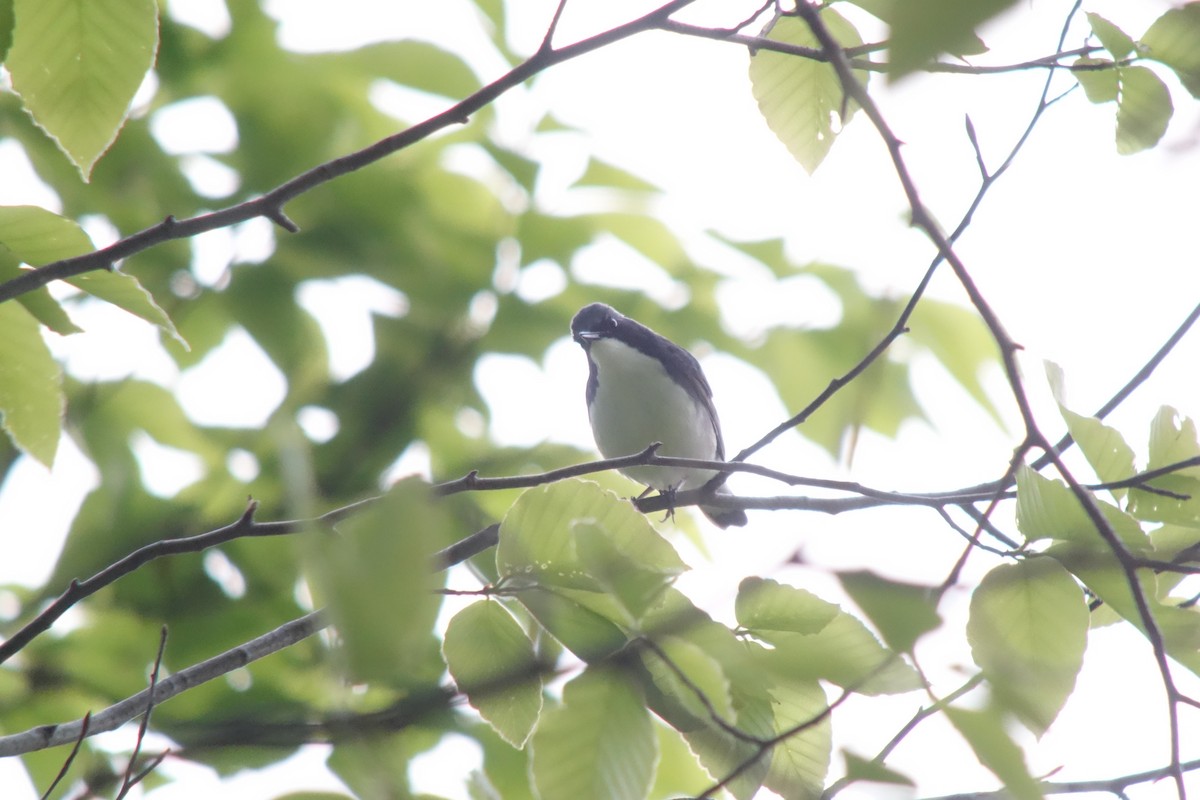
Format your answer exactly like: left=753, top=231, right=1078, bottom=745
left=3, top=0, right=1200, bottom=797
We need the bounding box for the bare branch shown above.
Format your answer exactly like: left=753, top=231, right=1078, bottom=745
left=116, top=627, right=170, bottom=799
left=39, top=712, right=90, bottom=800
left=0, top=611, right=327, bottom=757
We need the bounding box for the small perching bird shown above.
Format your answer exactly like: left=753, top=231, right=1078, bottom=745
left=570, top=303, right=747, bottom=528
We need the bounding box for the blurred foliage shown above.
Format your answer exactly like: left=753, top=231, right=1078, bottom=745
left=0, top=1, right=1197, bottom=799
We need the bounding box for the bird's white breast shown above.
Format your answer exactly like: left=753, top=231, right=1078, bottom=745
left=586, top=337, right=719, bottom=491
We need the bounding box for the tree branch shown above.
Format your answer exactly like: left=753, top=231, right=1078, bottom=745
left=0, top=611, right=327, bottom=757
left=0, top=0, right=700, bottom=306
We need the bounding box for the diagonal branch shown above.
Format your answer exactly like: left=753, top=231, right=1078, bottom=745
left=0, top=0, right=700, bottom=306
left=0, top=611, right=327, bottom=757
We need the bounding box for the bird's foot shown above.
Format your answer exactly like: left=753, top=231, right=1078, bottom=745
left=658, top=486, right=678, bottom=523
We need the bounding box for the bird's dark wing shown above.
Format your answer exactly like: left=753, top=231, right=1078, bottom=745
left=619, top=317, right=726, bottom=460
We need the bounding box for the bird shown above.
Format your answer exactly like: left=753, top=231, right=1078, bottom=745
left=570, top=302, right=747, bottom=528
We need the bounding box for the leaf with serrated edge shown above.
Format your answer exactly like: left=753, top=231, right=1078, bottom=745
left=763, top=681, right=831, bottom=800
left=640, top=635, right=733, bottom=723
left=530, top=667, right=655, bottom=800
left=69, top=270, right=187, bottom=348
left=443, top=601, right=544, bottom=748
left=749, top=10, right=868, bottom=174
left=0, top=206, right=184, bottom=345
left=7, top=0, right=159, bottom=179
left=967, top=559, right=1088, bottom=736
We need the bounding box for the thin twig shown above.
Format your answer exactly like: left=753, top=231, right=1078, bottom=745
left=39, top=712, right=91, bottom=800
left=0, top=611, right=328, bottom=757
left=116, top=627, right=170, bottom=799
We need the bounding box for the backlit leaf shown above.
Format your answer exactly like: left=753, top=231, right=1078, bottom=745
left=1142, top=3, right=1200, bottom=98
left=307, top=478, right=449, bottom=687
left=749, top=10, right=868, bottom=174
left=1086, top=12, right=1135, bottom=59
left=8, top=0, right=159, bottom=179
left=530, top=667, right=655, bottom=800
left=0, top=301, right=62, bottom=466
left=1115, top=66, right=1172, bottom=154
left=967, top=559, right=1088, bottom=736
left=838, top=571, right=941, bottom=654
left=443, top=601, right=544, bottom=748
left=736, top=576, right=839, bottom=636
left=945, top=706, right=1042, bottom=800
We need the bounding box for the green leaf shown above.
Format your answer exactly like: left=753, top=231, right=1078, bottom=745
left=338, top=40, right=480, bottom=100
left=1048, top=541, right=1200, bottom=677
left=69, top=269, right=187, bottom=347
left=967, top=559, right=1088, bottom=736
left=1128, top=407, right=1200, bottom=526
left=515, top=586, right=630, bottom=663
left=841, top=751, right=915, bottom=787
left=680, top=684, right=773, bottom=800
left=1086, top=12, right=1135, bottom=59
left=0, top=205, right=93, bottom=264
left=443, top=601, right=544, bottom=748
left=640, top=634, right=734, bottom=722
left=0, top=252, right=82, bottom=334
left=1073, top=58, right=1119, bottom=103
left=1146, top=406, right=1200, bottom=479
left=838, top=571, right=941, bottom=654
left=0, top=206, right=182, bottom=342
left=735, top=576, right=839, bottom=635
left=648, top=723, right=714, bottom=800
left=307, top=478, right=449, bottom=687
left=530, top=667, right=655, bottom=800
left=749, top=10, right=868, bottom=174
left=497, top=479, right=688, bottom=602
left=572, top=158, right=660, bottom=192
left=574, top=520, right=680, bottom=622
left=763, top=681, right=832, bottom=800
left=944, top=706, right=1043, bottom=800
left=886, top=0, right=1017, bottom=79
left=711, top=234, right=794, bottom=278
left=1142, top=3, right=1200, bottom=98
left=1014, top=466, right=1148, bottom=550
left=8, top=0, right=159, bottom=179
left=908, top=299, right=1004, bottom=427
left=764, top=612, right=923, bottom=695
left=0, top=302, right=62, bottom=466
left=1115, top=66, right=1173, bottom=155
left=1046, top=362, right=1137, bottom=495
left=482, top=142, right=541, bottom=193
left=328, top=731, right=421, bottom=799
